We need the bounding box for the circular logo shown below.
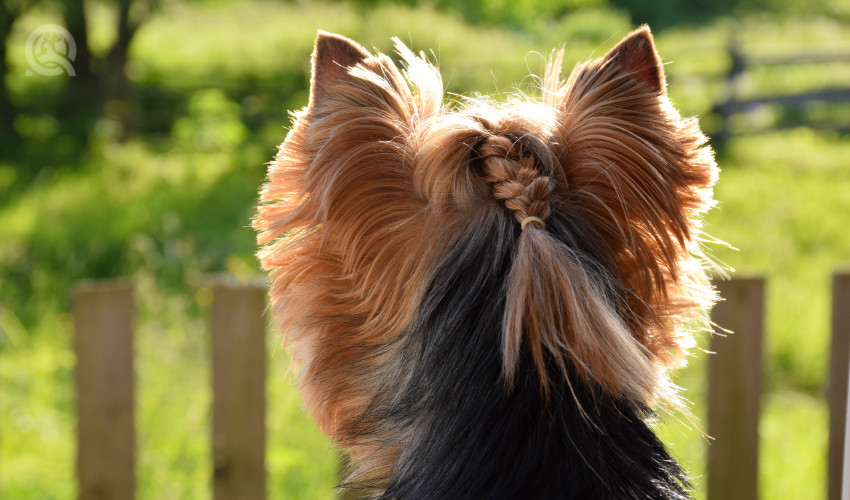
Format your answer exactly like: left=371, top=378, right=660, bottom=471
left=25, top=24, right=77, bottom=77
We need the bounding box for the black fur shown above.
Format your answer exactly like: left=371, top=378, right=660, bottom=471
left=350, top=208, right=691, bottom=499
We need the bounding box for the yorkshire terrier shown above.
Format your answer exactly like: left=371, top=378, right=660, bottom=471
left=255, top=26, right=718, bottom=499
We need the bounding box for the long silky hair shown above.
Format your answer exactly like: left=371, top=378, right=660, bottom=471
left=255, top=26, right=718, bottom=499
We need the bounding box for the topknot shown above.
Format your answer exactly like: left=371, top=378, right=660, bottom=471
left=479, top=135, right=555, bottom=226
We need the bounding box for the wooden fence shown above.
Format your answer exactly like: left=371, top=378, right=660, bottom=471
left=71, top=274, right=850, bottom=499
left=712, top=38, right=850, bottom=148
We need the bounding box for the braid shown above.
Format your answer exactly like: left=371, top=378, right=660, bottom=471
left=470, top=134, right=657, bottom=399
left=478, top=135, right=556, bottom=227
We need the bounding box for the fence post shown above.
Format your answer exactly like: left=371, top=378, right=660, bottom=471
left=211, top=280, right=268, bottom=500
left=829, top=271, right=850, bottom=500
left=707, top=276, right=764, bottom=500
left=73, top=280, right=135, bottom=500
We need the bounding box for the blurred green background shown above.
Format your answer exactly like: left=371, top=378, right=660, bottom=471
left=2, top=0, right=850, bottom=498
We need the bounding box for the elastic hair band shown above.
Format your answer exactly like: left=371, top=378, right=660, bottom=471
left=520, top=216, right=545, bottom=230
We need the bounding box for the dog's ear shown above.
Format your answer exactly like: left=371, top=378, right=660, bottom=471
left=257, top=38, right=448, bottom=440
left=603, top=26, right=665, bottom=94
left=309, top=31, right=371, bottom=106
left=550, top=23, right=716, bottom=378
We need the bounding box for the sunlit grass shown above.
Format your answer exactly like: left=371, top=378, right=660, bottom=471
left=2, top=1, right=850, bottom=498
left=0, top=314, right=75, bottom=500
left=710, top=129, right=850, bottom=391
left=659, top=127, right=850, bottom=499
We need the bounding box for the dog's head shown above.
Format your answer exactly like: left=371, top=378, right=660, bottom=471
left=255, top=26, right=717, bottom=448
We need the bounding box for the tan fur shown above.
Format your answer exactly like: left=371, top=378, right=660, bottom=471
left=255, top=27, right=718, bottom=484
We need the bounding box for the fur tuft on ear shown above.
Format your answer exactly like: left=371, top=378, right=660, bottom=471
left=542, top=22, right=717, bottom=402
left=604, top=25, right=665, bottom=94
left=309, top=31, right=371, bottom=106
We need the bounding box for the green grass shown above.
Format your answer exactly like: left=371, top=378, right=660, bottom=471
left=2, top=1, right=850, bottom=498
left=658, top=128, right=850, bottom=500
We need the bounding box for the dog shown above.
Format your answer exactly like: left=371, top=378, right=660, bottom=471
left=255, top=26, right=718, bottom=499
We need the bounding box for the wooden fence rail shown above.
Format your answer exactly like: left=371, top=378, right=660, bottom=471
left=712, top=39, right=850, bottom=148
left=70, top=274, right=850, bottom=499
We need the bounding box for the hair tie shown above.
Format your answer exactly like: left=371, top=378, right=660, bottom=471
left=520, top=216, right=545, bottom=230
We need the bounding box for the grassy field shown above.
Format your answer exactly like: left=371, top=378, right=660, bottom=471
left=2, top=1, right=850, bottom=498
